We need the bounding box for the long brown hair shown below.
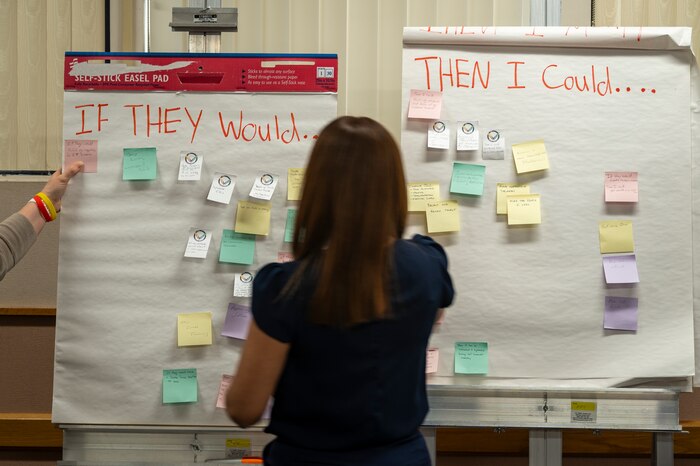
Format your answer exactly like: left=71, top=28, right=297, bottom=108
left=291, top=116, right=407, bottom=326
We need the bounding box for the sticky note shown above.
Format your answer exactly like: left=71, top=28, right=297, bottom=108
left=123, top=147, right=157, bottom=180
left=178, top=151, right=203, bottom=181
left=235, top=201, right=271, bottom=236
left=454, top=342, right=488, bottom=374
left=496, top=183, right=529, bottom=215
left=407, top=182, right=440, bottom=212
left=221, top=303, right=252, bottom=340
left=249, top=173, right=279, bottom=200
left=599, top=220, right=634, bottom=253
left=284, top=209, right=297, bottom=243
left=408, top=89, right=442, bottom=119
left=207, top=173, right=236, bottom=204
left=426, top=200, right=460, bottom=233
left=602, top=254, right=640, bottom=284
left=162, top=368, right=197, bottom=403
left=427, top=120, right=450, bottom=149
left=605, top=171, right=638, bottom=203
left=450, top=163, right=486, bottom=196
left=456, top=121, right=479, bottom=151
left=287, top=168, right=305, bottom=201
left=219, top=230, right=255, bottom=265
left=507, top=194, right=541, bottom=225
left=604, top=296, right=638, bottom=331
left=426, top=348, right=439, bottom=374
left=482, top=129, right=505, bottom=160
left=278, top=251, right=294, bottom=263
left=233, top=272, right=254, bottom=297
left=216, top=374, right=234, bottom=409
left=177, top=312, right=212, bottom=346
left=184, top=228, right=212, bottom=259
left=225, top=436, right=253, bottom=458
left=512, top=139, right=549, bottom=173
left=64, top=139, right=98, bottom=173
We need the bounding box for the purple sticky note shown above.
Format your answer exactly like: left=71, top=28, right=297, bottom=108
left=221, top=303, right=251, bottom=340
left=604, top=296, right=638, bottom=331
left=602, top=254, right=639, bottom=284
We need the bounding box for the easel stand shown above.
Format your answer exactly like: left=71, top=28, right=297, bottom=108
left=421, top=386, right=681, bottom=466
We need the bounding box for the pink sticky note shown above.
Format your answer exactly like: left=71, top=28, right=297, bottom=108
left=216, top=374, right=234, bottom=409
left=426, top=347, right=439, bottom=374
left=64, top=139, right=98, bottom=173
left=221, top=303, right=251, bottom=340
left=603, top=254, right=640, bottom=284
left=408, top=89, right=443, bottom=119
left=604, top=296, right=638, bottom=331
left=605, top=171, right=638, bottom=202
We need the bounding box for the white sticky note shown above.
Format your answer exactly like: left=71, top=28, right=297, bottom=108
left=178, top=151, right=203, bottom=180
left=233, top=272, right=255, bottom=297
left=184, top=228, right=212, bottom=259
left=456, top=121, right=480, bottom=151
left=207, top=172, right=236, bottom=204
left=427, top=120, right=450, bottom=149
left=249, top=173, right=279, bottom=200
left=482, top=129, right=505, bottom=160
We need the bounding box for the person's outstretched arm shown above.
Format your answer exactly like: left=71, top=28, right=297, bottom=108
left=0, top=161, right=84, bottom=281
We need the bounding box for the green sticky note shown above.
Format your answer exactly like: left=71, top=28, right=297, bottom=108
left=219, top=230, right=255, bottom=265
left=162, top=368, right=198, bottom=403
left=454, top=342, right=488, bottom=374
left=450, top=162, right=485, bottom=196
left=284, top=209, right=297, bottom=243
left=123, top=147, right=157, bottom=180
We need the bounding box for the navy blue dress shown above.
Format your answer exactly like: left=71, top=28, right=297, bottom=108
left=252, top=235, right=454, bottom=466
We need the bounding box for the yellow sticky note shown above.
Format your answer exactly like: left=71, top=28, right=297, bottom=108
left=599, top=220, right=634, bottom=253
left=496, top=183, right=529, bottom=215
left=507, top=194, right=541, bottom=225
left=235, top=200, right=271, bottom=236
left=426, top=200, right=460, bottom=233
left=287, top=168, right=304, bottom=201
left=407, top=182, right=441, bottom=212
left=177, top=312, right=212, bottom=347
left=512, top=139, right=549, bottom=174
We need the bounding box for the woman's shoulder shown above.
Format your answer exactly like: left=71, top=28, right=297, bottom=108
left=396, top=234, right=449, bottom=266
left=254, top=260, right=298, bottom=291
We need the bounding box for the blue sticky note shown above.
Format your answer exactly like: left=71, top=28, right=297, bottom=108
left=454, top=342, right=488, bottom=374
left=162, top=368, right=198, bottom=403
left=123, top=147, right=157, bottom=180
left=450, top=162, right=485, bottom=196
left=284, top=209, right=297, bottom=243
left=219, top=230, right=255, bottom=265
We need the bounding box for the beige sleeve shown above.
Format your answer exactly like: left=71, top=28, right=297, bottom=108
left=0, top=212, right=38, bottom=281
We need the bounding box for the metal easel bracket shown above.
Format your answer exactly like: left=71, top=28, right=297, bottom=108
left=169, top=1, right=238, bottom=54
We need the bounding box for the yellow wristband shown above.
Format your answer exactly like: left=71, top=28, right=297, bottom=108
left=35, top=192, right=57, bottom=221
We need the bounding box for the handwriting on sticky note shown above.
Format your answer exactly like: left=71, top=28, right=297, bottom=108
left=454, top=342, right=488, bottom=374
left=64, top=139, right=98, bottom=173
left=426, top=348, right=439, bottom=374
left=123, top=147, right=157, bottom=180
left=426, top=200, right=460, bottom=233
left=407, top=182, right=440, bottom=212
left=602, top=254, right=640, bottom=284
left=599, top=220, right=634, bottom=253
left=177, top=312, right=212, bottom=346
left=287, top=168, right=305, bottom=201
left=235, top=201, right=271, bottom=236
left=221, top=303, right=252, bottom=340
left=507, top=194, right=541, bottom=225
left=216, top=374, right=234, bottom=409
left=408, top=89, right=443, bottom=119
left=450, top=163, right=485, bottom=196
left=512, top=139, right=549, bottom=174
left=604, top=296, right=638, bottom=331
left=605, top=171, right=638, bottom=203
left=162, top=368, right=198, bottom=403
left=219, top=230, right=255, bottom=265
left=496, top=183, right=529, bottom=215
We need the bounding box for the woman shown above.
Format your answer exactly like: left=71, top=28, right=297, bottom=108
left=227, top=116, right=454, bottom=465
left=0, top=161, right=84, bottom=281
